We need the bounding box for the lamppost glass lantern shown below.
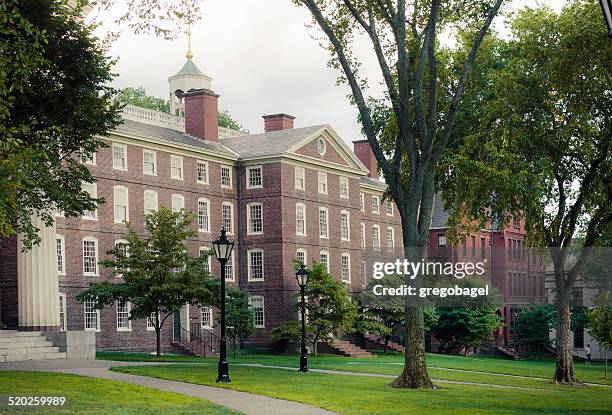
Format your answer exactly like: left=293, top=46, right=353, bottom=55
left=296, top=263, right=310, bottom=372
left=601, top=0, right=612, bottom=37
left=213, top=229, right=234, bottom=383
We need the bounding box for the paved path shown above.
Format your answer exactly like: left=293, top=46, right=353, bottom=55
left=0, top=360, right=338, bottom=415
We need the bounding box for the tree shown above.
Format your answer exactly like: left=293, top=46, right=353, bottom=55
left=218, top=110, right=245, bottom=132
left=432, top=307, right=502, bottom=355
left=440, top=1, right=612, bottom=384
left=76, top=206, right=218, bottom=357
left=587, top=294, right=612, bottom=379
left=0, top=0, right=120, bottom=248
left=513, top=305, right=556, bottom=355
left=302, top=262, right=357, bottom=356
left=270, top=321, right=303, bottom=352
left=295, top=0, right=505, bottom=388
left=223, top=288, right=255, bottom=358
left=117, top=87, right=170, bottom=113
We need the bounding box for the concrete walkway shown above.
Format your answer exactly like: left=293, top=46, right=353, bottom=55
left=0, top=359, right=338, bottom=415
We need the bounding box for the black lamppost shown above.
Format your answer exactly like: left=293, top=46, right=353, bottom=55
left=213, top=229, right=234, bottom=383
left=295, top=264, right=309, bottom=372
left=601, top=0, right=612, bottom=37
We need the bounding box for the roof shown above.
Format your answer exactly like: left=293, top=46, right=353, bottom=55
left=220, top=125, right=327, bottom=158
left=172, top=59, right=205, bottom=78
left=115, top=119, right=237, bottom=158
left=360, top=176, right=387, bottom=190
left=430, top=193, right=450, bottom=228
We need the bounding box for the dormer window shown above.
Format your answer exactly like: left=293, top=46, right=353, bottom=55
left=317, top=137, right=327, bottom=156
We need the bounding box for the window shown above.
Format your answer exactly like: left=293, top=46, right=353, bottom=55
left=319, top=251, right=329, bottom=271
left=574, top=328, right=584, bottom=349
left=112, top=143, right=127, bottom=170
left=462, top=235, right=467, bottom=256
left=171, top=194, right=184, bottom=213
left=481, top=237, right=486, bottom=258
left=248, top=249, right=264, bottom=281
left=59, top=293, right=66, bottom=331
left=317, top=172, right=327, bottom=194
left=81, top=182, right=97, bottom=220
left=570, top=288, right=584, bottom=308
left=361, top=223, right=366, bottom=249
left=247, top=203, right=263, bottom=235
left=114, top=239, right=129, bottom=278
left=296, top=203, right=306, bottom=236
left=341, top=253, right=351, bottom=283
left=81, top=149, right=96, bottom=165
left=224, top=251, right=234, bottom=281
left=147, top=313, right=156, bottom=330
left=199, top=247, right=211, bottom=273
left=84, top=298, right=99, bottom=331
left=198, top=198, right=210, bottom=232
left=143, top=149, right=156, bottom=175
left=247, top=165, right=263, bottom=188
left=340, top=211, right=350, bottom=241
left=371, top=195, right=380, bottom=214
left=170, top=155, right=183, bottom=180
left=372, top=225, right=381, bottom=251
left=386, top=200, right=394, bottom=216
left=250, top=296, right=265, bottom=328
left=438, top=234, right=447, bottom=256
left=83, top=238, right=98, bottom=275
left=319, top=207, right=329, bottom=238
left=295, top=166, right=305, bottom=190
left=116, top=301, right=131, bottom=331
left=221, top=165, right=232, bottom=188
left=296, top=248, right=307, bottom=265
left=56, top=235, right=65, bottom=275
left=387, top=227, right=395, bottom=253
left=471, top=235, right=476, bottom=257
left=317, top=137, right=327, bottom=156
left=360, top=193, right=365, bottom=211
left=197, top=160, right=209, bottom=184
left=144, top=190, right=158, bottom=215
left=114, top=185, right=129, bottom=224
left=339, top=176, right=349, bottom=198
left=222, top=203, right=234, bottom=234
left=201, top=306, right=213, bottom=329
left=360, top=261, right=367, bottom=288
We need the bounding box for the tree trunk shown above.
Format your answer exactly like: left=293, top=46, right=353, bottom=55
left=553, top=297, right=579, bottom=384
left=605, top=348, right=608, bottom=380
left=155, top=327, right=161, bottom=358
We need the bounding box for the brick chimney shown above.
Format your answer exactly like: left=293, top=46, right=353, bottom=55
left=263, top=113, right=295, bottom=132
left=353, top=140, right=378, bottom=179
left=183, top=89, right=219, bottom=142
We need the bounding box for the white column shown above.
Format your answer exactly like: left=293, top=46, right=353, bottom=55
left=17, top=215, right=60, bottom=331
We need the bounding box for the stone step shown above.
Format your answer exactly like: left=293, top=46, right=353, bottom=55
left=1, top=346, right=62, bottom=356
left=3, top=351, right=66, bottom=362
left=0, top=331, right=44, bottom=337
left=0, top=340, right=54, bottom=350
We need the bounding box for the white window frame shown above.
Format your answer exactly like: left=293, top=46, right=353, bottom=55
left=201, top=306, right=213, bottom=329
left=296, top=248, right=307, bottom=265
left=56, top=235, right=66, bottom=275
left=372, top=225, right=381, bottom=251
left=144, top=190, right=158, bottom=215
left=113, top=185, right=129, bottom=224
left=116, top=301, right=131, bottom=331
left=194, top=160, right=208, bottom=185
left=319, top=207, right=329, bottom=239
left=84, top=298, right=100, bottom=332
left=387, top=227, right=395, bottom=253
left=295, top=166, right=305, bottom=190
left=247, top=202, right=263, bottom=235
left=246, top=165, right=263, bottom=189
left=319, top=250, right=330, bottom=272
left=143, top=149, right=157, bottom=176
left=197, top=198, right=211, bottom=233
left=360, top=261, right=367, bottom=288
left=81, top=148, right=96, bottom=165
left=112, top=143, right=127, bottom=171
left=341, top=253, right=351, bottom=283
left=372, top=195, right=380, bottom=214
left=317, top=172, right=327, bottom=194
left=59, top=293, right=67, bottom=331
left=221, top=165, right=232, bottom=188
left=250, top=296, right=265, bottom=328
left=340, top=210, right=350, bottom=241
left=339, top=176, right=349, bottom=198
left=386, top=199, right=394, bottom=216
left=360, top=192, right=365, bottom=212
left=171, top=194, right=185, bottom=214
left=114, top=239, right=129, bottom=278
left=170, top=155, right=183, bottom=180
left=81, top=182, right=97, bottom=220
left=295, top=203, right=306, bottom=236
left=360, top=222, right=366, bottom=249
left=82, top=237, right=98, bottom=276
left=222, top=202, right=234, bottom=234
left=147, top=313, right=156, bottom=331
left=247, top=249, right=265, bottom=282
left=224, top=251, right=235, bottom=281
left=199, top=247, right=211, bottom=273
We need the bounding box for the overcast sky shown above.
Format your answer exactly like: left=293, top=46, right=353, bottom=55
left=103, top=0, right=567, bottom=146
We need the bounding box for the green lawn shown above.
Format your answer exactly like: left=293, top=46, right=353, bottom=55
left=112, top=364, right=612, bottom=415
left=98, top=351, right=612, bottom=386
left=0, top=371, right=239, bottom=415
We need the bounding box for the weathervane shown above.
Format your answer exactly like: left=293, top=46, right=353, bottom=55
left=186, top=23, right=193, bottom=60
